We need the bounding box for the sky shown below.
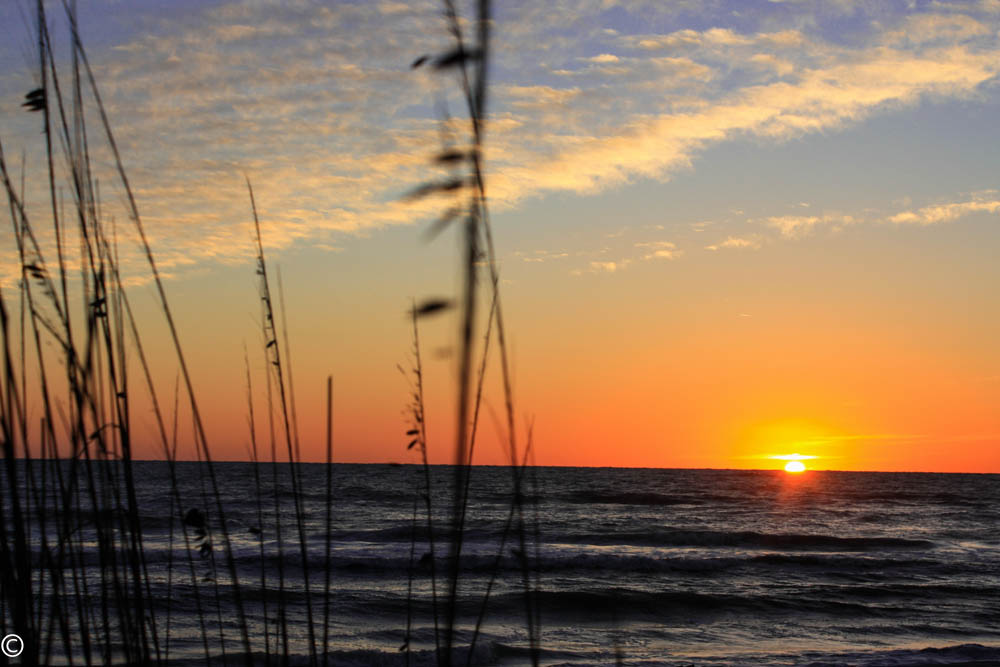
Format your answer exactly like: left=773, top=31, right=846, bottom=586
left=1, top=0, right=998, bottom=472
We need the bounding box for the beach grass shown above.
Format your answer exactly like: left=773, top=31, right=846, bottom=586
left=0, top=1, right=542, bottom=665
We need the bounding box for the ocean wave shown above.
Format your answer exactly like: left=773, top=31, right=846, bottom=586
left=241, top=525, right=937, bottom=552
left=839, top=490, right=988, bottom=508
left=159, top=640, right=587, bottom=667
left=800, top=643, right=1000, bottom=666
left=547, top=529, right=936, bottom=551
left=565, top=490, right=713, bottom=506
left=489, top=587, right=878, bottom=620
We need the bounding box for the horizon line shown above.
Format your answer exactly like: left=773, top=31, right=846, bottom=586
left=12, top=457, right=998, bottom=475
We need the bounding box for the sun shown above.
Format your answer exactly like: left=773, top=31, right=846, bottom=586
left=769, top=453, right=817, bottom=472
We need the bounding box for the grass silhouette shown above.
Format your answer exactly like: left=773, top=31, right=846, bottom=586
left=0, top=1, right=541, bottom=665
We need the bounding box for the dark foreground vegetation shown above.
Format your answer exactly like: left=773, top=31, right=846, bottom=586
left=1, top=1, right=541, bottom=665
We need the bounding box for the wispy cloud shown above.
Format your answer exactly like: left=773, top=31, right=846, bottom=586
left=517, top=249, right=570, bottom=263
left=487, top=37, right=999, bottom=212
left=705, top=236, right=762, bottom=250
left=635, top=241, right=683, bottom=260
left=764, top=214, right=860, bottom=238
left=752, top=193, right=1000, bottom=241
left=887, top=197, right=1000, bottom=225
left=588, top=260, right=624, bottom=273
left=2, top=1, right=999, bottom=280
left=768, top=453, right=819, bottom=460
left=793, top=434, right=929, bottom=445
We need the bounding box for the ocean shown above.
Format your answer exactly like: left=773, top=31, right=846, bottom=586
left=3, top=462, right=999, bottom=666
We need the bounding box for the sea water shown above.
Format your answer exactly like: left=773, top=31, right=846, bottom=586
left=4, top=462, right=999, bottom=665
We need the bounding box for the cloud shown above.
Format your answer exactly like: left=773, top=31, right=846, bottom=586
left=635, top=240, right=682, bottom=260
left=518, top=250, right=570, bottom=263
left=765, top=215, right=821, bottom=237
left=705, top=236, right=762, bottom=250
left=486, top=40, right=999, bottom=210
left=589, top=260, right=622, bottom=272
left=730, top=192, right=999, bottom=246
left=887, top=197, right=1000, bottom=225
left=883, top=13, right=989, bottom=47
left=764, top=214, right=859, bottom=238
left=504, top=85, right=582, bottom=109
left=630, top=27, right=806, bottom=51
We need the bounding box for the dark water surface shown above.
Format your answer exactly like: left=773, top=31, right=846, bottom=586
left=5, top=462, right=1000, bottom=665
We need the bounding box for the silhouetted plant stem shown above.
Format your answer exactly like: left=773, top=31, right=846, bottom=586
left=111, top=249, right=213, bottom=665
left=404, top=493, right=419, bottom=666
left=247, top=178, right=318, bottom=666
left=323, top=375, right=334, bottom=666
left=264, top=335, right=290, bottom=663
left=407, top=303, right=442, bottom=660
left=410, top=1, right=543, bottom=663
left=459, top=290, right=496, bottom=522
left=435, top=2, right=492, bottom=661
left=59, top=9, right=253, bottom=660
left=245, top=347, right=271, bottom=663
left=0, top=286, right=37, bottom=665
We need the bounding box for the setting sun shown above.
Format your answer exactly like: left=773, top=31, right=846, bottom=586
left=769, top=453, right=817, bottom=472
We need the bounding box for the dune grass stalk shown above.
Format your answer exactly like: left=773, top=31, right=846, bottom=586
left=404, top=492, right=420, bottom=664
left=163, top=379, right=179, bottom=663
left=111, top=246, right=215, bottom=665
left=404, top=1, right=542, bottom=664
left=408, top=1, right=499, bottom=658
left=63, top=4, right=255, bottom=658
left=249, top=178, right=318, bottom=665
left=0, top=285, right=35, bottom=664
left=245, top=348, right=273, bottom=662
left=322, top=374, right=334, bottom=665
left=0, top=3, right=264, bottom=663
left=263, top=342, right=291, bottom=661
left=3, top=1, right=544, bottom=664
left=403, top=302, right=442, bottom=658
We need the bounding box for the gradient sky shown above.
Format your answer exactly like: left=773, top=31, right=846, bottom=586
left=1, top=0, right=998, bottom=472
